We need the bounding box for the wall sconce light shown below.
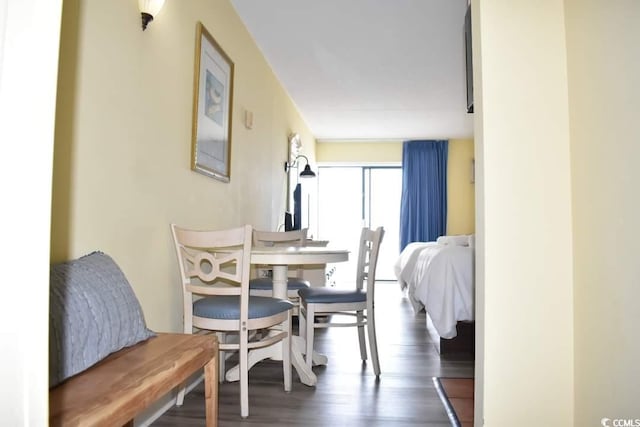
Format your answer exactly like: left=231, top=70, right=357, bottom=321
left=284, top=155, right=316, bottom=178
left=138, top=0, right=165, bottom=31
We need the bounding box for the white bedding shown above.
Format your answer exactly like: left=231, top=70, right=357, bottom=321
left=394, top=239, right=474, bottom=339
left=393, top=241, right=439, bottom=291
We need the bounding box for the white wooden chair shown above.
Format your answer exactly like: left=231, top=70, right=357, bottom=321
left=298, top=226, right=385, bottom=376
left=249, top=228, right=310, bottom=312
left=170, top=224, right=293, bottom=418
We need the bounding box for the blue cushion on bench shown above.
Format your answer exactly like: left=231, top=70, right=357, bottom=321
left=49, top=251, right=155, bottom=387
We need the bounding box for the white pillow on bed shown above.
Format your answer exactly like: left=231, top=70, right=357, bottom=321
left=436, top=235, right=470, bottom=246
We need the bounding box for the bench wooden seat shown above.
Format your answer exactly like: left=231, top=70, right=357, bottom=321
left=49, top=333, right=218, bottom=427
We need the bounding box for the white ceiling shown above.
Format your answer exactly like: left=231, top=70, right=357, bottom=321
left=230, top=0, right=474, bottom=141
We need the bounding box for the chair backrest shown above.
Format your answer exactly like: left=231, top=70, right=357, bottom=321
left=355, top=227, right=385, bottom=299
left=171, top=224, right=253, bottom=322
left=253, top=229, right=308, bottom=279
left=252, top=228, right=308, bottom=248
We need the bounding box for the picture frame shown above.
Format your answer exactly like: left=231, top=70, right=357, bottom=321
left=191, top=22, right=234, bottom=182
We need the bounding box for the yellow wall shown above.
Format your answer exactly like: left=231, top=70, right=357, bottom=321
left=474, top=0, right=575, bottom=425
left=52, top=0, right=315, bottom=332
left=317, top=139, right=475, bottom=235
left=447, top=139, right=475, bottom=235
left=565, top=0, right=640, bottom=423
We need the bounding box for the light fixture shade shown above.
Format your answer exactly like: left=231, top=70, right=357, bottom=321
left=299, top=164, right=316, bottom=178
left=138, top=0, right=165, bottom=30
left=138, top=0, right=165, bottom=16
left=284, top=154, right=317, bottom=178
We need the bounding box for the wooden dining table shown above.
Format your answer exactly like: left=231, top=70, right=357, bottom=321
left=225, top=245, right=349, bottom=386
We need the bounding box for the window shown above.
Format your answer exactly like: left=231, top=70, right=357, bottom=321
left=316, top=166, right=401, bottom=283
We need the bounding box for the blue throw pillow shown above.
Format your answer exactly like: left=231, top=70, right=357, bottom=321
left=49, top=251, right=155, bottom=387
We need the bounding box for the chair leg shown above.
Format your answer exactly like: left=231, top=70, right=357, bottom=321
left=298, top=303, right=308, bottom=364
left=217, top=332, right=226, bottom=383
left=367, top=310, right=381, bottom=377
left=357, top=311, right=367, bottom=361
left=283, top=312, right=292, bottom=392
left=305, top=304, right=316, bottom=370
left=298, top=305, right=306, bottom=345
left=240, top=330, right=249, bottom=418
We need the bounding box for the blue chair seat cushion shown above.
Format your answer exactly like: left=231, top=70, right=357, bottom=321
left=193, top=295, right=293, bottom=320
left=298, top=287, right=367, bottom=304
left=249, top=277, right=310, bottom=290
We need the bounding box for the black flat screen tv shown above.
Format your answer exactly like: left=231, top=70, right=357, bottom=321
left=293, top=183, right=302, bottom=231
left=464, top=4, right=474, bottom=114
left=284, top=211, right=293, bottom=231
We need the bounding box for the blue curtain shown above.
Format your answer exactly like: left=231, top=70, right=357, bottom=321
left=400, top=140, right=448, bottom=250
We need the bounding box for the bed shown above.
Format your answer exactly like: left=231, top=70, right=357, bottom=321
left=394, top=235, right=475, bottom=349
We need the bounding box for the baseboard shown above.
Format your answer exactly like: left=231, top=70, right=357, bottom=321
left=134, top=371, right=204, bottom=427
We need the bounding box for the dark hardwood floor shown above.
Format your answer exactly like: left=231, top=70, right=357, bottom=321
left=152, top=282, right=474, bottom=426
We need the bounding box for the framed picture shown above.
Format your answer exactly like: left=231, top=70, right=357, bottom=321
left=191, top=22, right=234, bottom=182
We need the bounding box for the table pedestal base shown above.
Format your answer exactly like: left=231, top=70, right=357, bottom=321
left=225, top=336, right=326, bottom=386
left=227, top=256, right=346, bottom=387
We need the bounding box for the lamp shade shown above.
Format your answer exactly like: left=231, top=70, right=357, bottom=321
left=138, top=0, right=165, bottom=16
left=299, top=164, right=316, bottom=178
left=138, top=0, right=165, bottom=30
left=284, top=155, right=316, bottom=178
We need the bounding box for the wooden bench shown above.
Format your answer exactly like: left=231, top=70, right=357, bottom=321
left=49, top=333, right=218, bottom=427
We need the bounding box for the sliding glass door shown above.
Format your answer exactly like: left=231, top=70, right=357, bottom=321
left=367, top=168, right=402, bottom=280
left=316, top=166, right=401, bottom=284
